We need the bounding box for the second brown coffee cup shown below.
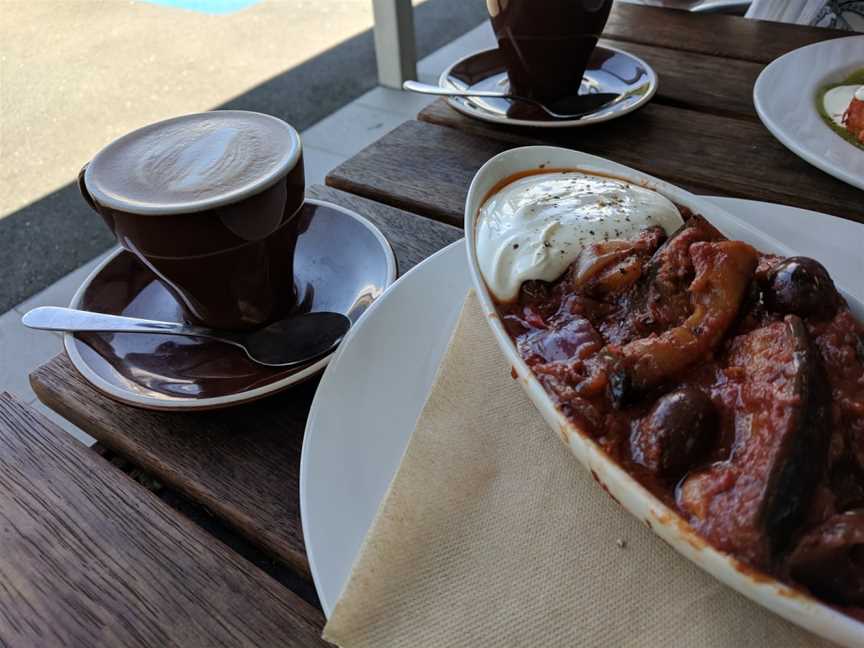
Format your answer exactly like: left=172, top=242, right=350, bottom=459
left=79, top=110, right=305, bottom=330
left=487, top=0, right=614, bottom=104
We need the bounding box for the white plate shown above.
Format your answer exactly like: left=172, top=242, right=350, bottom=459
left=754, top=35, right=864, bottom=191
left=301, top=193, right=862, bottom=623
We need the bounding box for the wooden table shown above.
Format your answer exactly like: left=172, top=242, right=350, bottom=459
left=23, top=5, right=859, bottom=646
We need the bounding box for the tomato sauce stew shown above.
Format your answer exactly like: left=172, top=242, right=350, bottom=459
left=496, top=209, right=864, bottom=609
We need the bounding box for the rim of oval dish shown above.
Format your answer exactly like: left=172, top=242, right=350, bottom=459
left=62, top=198, right=397, bottom=411
left=438, top=44, right=659, bottom=128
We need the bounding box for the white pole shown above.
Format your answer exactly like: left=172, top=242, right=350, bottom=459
left=372, top=0, right=418, bottom=88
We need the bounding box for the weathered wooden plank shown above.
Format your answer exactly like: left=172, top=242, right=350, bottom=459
left=29, top=185, right=461, bottom=583
left=308, top=185, right=460, bottom=273
left=599, top=37, right=762, bottom=120
left=0, top=393, right=330, bottom=647
left=328, top=121, right=502, bottom=226
left=31, top=359, right=318, bottom=577
left=603, top=3, right=846, bottom=64
left=327, top=114, right=862, bottom=227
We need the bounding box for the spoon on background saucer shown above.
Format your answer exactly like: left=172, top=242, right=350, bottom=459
left=403, top=80, right=622, bottom=120
left=22, top=306, right=351, bottom=368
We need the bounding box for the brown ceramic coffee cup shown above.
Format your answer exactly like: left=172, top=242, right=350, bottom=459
left=79, top=111, right=305, bottom=330
left=487, top=0, right=614, bottom=104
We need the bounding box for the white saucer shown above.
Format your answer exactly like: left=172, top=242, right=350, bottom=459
left=440, top=45, right=657, bottom=128
left=64, top=199, right=396, bottom=411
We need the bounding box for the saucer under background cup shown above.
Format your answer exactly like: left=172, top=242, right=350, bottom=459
left=63, top=199, right=396, bottom=411
left=440, top=45, right=657, bottom=128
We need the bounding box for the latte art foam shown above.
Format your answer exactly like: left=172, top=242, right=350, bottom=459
left=136, top=123, right=274, bottom=200
left=85, top=111, right=300, bottom=214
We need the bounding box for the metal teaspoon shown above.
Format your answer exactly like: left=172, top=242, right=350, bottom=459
left=22, top=306, right=351, bottom=368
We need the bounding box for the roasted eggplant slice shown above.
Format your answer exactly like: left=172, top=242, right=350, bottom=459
left=642, top=215, right=726, bottom=298
left=678, top=315, right=831, bottom=567
left=568, top=226, right=666, bottom=294
left=615, top=240, right=757, bottom=396
left=788, top=511, right=864, bottom=606
left=616, top=215, right=727, bottom=342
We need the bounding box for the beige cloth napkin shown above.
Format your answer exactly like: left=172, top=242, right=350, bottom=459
left=323, top=292, right=836, bottom=648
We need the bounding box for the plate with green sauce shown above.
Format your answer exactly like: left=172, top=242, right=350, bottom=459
left=755, top=35, right=864, bottom=191
left=817, top=68, right=864, bottom=149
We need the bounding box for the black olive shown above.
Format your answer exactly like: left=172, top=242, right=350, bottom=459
left=765, top=257, right=838, bottom=319
left=631, top=387, right=716, bottom=479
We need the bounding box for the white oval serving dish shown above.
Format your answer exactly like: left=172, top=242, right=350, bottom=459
left=464, top=145, right=864, bottom=648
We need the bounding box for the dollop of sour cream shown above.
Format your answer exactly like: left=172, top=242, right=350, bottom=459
left=476, top=171, right=684, bottom=302
left=823, top=85, right=864, bottom=127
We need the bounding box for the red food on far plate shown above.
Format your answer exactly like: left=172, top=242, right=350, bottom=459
left=845, top=96, right=864, bottom=143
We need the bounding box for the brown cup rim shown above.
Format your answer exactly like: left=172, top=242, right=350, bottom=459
left=83, top=110, right=302, bottom=216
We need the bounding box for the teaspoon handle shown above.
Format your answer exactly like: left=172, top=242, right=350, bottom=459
left=402, top=80, right=508, bottom=99
left=22, top=306, right=213, bottom=339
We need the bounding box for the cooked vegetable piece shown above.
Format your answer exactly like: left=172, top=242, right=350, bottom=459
left=618, top=240, right=758, bottom=394
left=644, top=215, right=725, bottom=277
left=631, top=386, right=716, bottom=479
left=570, top=240, right=643, bottom=289
left=765, top=256, right=839, bottom=320
left=517, top=316, right=603, bottom=365
left=570, top=227, right=667, bottom=297
left=788, top=511, right=864, bottom=605
left=678, top=316, right=830, bottom=566
left=625, top=215, right=726, bottom=337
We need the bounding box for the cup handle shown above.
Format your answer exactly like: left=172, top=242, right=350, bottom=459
left=77, top=164, right=99, bottom=213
